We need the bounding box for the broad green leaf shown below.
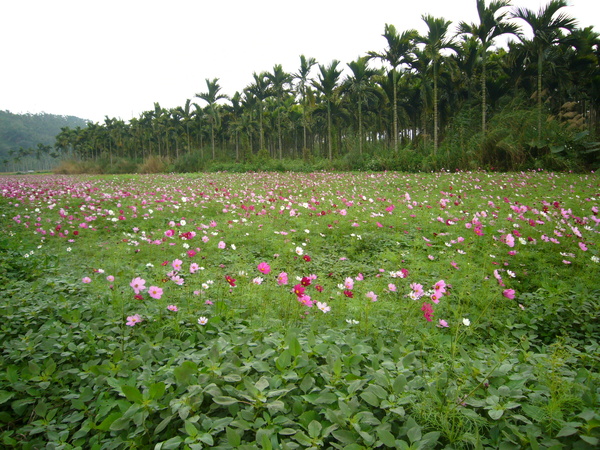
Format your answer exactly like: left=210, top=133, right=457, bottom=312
left=149, top=382, right=166, bottom=400
left=0, top=391, right=15, bottom=405
left=488, top=408, right=505, bottom=420
left=121, top=385, right=143, bottom=404
left=226, top=426, right=241, bottom=446
left=308, top=420, right=322, bottom=438
left=184, top=420, right=198, bottom=437
left=174, top=361, right=198, bottom=386
left=275, top=350, right=291, bottom=371
left=287, top=336, right=302, bottom=357
left=377, top=429, right=396, bottom=447
left=213, top=396, right=238, bottom=406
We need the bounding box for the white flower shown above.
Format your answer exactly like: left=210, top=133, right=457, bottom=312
left=198, top=317, right=208, bottom=326
left=180, top=219, right=187, bottom=226
left=295, top=246, right=304, bottom=255
left=231, top=244, right=237, bottom=250
left=346, top=319, right=359, bottom=325
left=592, top=256, right=600, bottom=263
left=462, top=318, right=471, bottom=326
left=66, top=247, right=72, bottom=252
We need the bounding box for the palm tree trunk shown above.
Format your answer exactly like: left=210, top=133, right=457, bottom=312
left=327, top=102, right=332, bottom=160
left=358, top=98, right=363, bottom=155
left=393, top=70, right=398, bottom=154
left=537, top=50, right=543, bottom=143
left=481, top=54, right=487, bottom=137
left=433, top=62, right=439, bottom=155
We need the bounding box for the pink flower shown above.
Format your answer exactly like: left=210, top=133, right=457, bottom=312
left=356, top=273, right=364, bottom=281
left=126, top=314, right=142, bottom=326
left=502, top=289, right=515, bottom=300
left=198, top=316, right=208, bottom=326
left=106, top=275, right=115, bottom=282
left=298, top=295, right=313, bottom=307
left=82, top=277, right=92, bottom=284
left=148, top=286, right=163, bottom=299
left=366, top=291, right=378, bottom=302
left=167, top=304, right=178, bottom=312
left=257, top=262, right=271, bottom=275
left=218, top=241, right=226, bottom=249
left=252, top=277, right=264, bottom=285
left=437, top=319, right=449, bottom=328
left=277, top=272, right=289, bottom=286
left=316, top=302, right=331, bottom=313
left=434, top=280, right=446, bottom=294
left=172, top=259, right=183, bottom=271
left=190, top=263, right=200, bottom=274
left=130, top=277, right=147, bottom=294
left=505, top=233, right=515, bottom=248
left=344, top=277, right=354, bottom=290
left=579, top=242, right=588, bottom=251
left=388, top=283, right=397, bottom=292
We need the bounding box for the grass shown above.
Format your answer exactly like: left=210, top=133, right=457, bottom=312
left=0, top=170, right=599, bottom=449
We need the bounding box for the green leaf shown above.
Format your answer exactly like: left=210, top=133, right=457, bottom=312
left=121, top=385, right=143, bottom=404
left=184, top=420, right=198, bottom=437
left=149, top=382, right=166, bottom=400
left=226, top=426, right=241, bottom=447
left=154, top=415, right=173, bottom=435
left=109, top=414, right=131, bottom=431
left=0, top=391, right=15, bottom=405
left=407, top=425, right=421, bottom=444
left=488, top=409, right=505, bottom=420
left=556, top=424, right=579, bottom=437
left=308, top=420, right=322, bottom=438
left=97, top=412, right=121, bottom=431
left=275, top=350, right=291, bottom=371
left=173, top=361, right=198, bottom=386
left=287, top=336, right=302, bottom=358
left=377, top=429, right=396, bottom=447
left=213, top=396, right=238, bottom=406
left=360, top=391, right=380, bottom=407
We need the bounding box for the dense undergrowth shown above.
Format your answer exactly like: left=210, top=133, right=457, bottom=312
left=1, top=171, right=599, bottom=449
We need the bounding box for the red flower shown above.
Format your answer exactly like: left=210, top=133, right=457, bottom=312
left=134, top=294, right=144, bottom=300
left=300, top=277, right=312, bottom=287
left=303, top=255, right=311, bottom=262
left=225, top=275, right=236, bottom=287
left=315, top=285, right=324, bottom=293
left=343, top=290, right=354, bottom=298
left=293, top=284, right=305, bottom=297
left=162, top=261, right=169, bottom=266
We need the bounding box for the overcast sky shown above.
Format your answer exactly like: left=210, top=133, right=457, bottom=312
left=1, top=0, right=598, bottom=124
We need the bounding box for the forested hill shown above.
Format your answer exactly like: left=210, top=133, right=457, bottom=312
left=0, top=110, right=88, bottom=167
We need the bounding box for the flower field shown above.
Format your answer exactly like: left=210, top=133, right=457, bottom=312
left=1, top=170, right=599, bottom=448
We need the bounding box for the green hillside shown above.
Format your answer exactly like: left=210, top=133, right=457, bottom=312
left=0, top=110, right=88, bottom=172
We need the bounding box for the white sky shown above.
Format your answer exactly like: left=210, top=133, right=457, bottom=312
left=1, top=0, right=598, bottom=124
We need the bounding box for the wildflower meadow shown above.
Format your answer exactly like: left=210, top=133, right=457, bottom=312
left=1, top=170, right=599, bottom=448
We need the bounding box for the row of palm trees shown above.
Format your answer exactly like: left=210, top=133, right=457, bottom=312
left=52, top=0, right=597, bottom=166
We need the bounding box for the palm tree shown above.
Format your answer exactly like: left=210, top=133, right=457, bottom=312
left=369, top=25, right=418, bottom=153
left=294, top=55, right=317, bottom=151
left=267, top=64, right=293, bottom=159
left=196, top=78, right=228, bottom=159
left=343, top=56, right=383, bottom=154
left=458, top=0, right=520, bottom=137
left=418, top=15, right=459, bottom=154
left=512, top=0, right=576, bottom=142
left=312, top=60, right=342, bottom=160
left=245, top=72, right=271, bottom=152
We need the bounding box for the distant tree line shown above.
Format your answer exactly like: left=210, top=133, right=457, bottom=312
left=7, top=0, right=600, bottom=173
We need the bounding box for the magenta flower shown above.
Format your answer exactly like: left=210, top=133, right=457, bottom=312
left=82, top=277, right=92, bottom=284
left=167, top=305, right=178, bottom=312
left=130, top=277, right=147, bottom=294
left=148, top=286, right=163, bottom=299
left=257, top=262, right=271, bottom=275
left=502, top=289, right=516, bottom=299
left=421, top=302, right=434, bottom=322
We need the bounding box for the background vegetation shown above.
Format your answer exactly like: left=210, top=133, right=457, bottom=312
left=1, top=0, right=599, bottom=174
